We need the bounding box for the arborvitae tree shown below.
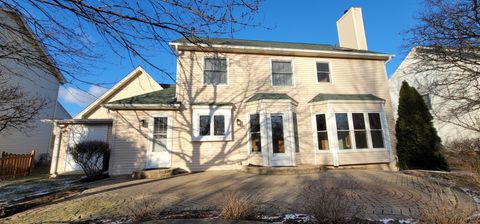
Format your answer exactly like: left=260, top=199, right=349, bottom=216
left=396, top=81, right=449, bottom=171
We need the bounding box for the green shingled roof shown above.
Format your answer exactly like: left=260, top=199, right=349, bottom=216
left=309, top=93, right=384, bottom=103
left=107, top=87, right=177, bottom=105
left=172, top=37, right=387, bottom=55
left=247, top=93, right=296, bottom=102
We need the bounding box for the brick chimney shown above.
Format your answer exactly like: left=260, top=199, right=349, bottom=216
left=336, top=7, right=368, bottom=50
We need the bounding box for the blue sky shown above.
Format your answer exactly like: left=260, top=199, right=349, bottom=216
left=58, top=0, right=423, bottom=117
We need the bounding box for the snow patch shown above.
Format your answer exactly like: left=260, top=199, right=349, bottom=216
left=379, top=218, right=417, bottom=224
left=282, top=213, right=314, bottom=223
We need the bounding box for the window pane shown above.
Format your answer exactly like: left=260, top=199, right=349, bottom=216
left=317, top=131, right=329, bottom=150
left=272, top=61, right=292, bottom=73
left=204, top=58, right=227, bottom=85
left=249, top=114, right=260, bottom=132
left=354, top=131, right=368, bottom=149
left=316, top=114, right=327, bottom=131
left=251, top=133, right=261, bottom=152
left=368, top=113, right=382, bottom=129
left=213, top=115, right=225, bottom=136
left=352, top=113, right=366, bottom=129
left=205, top=58, right=226, bottom=71
left=204, top=71, right=227, bottom=84
left=271, top=115, right=285, bottom=153
left=337, top=131, right=352, bottom=149
left=421, top=94, right=432, bottom=109
left=272, top=73, right=292, bottom=86
left=199, top=116, right=210, bottom=136
left=153, top=117, right=168, bottom=152
left=316, top=62, right=329, bottom=72
left=317, top=72, right=330, bottom=82
left=335, top=113, right=349, bottom=130
left=371, top=130, right=384, bottom=148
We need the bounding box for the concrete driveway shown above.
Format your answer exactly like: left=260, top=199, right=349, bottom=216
left=3, top=170, right=476, bottom=223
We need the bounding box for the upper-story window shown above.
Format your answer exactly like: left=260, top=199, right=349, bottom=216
left=316, top=62, right=331, bottom=83
left=272, top=60, right=293, bottom=86
left=204, top=58, right=227, bottom=85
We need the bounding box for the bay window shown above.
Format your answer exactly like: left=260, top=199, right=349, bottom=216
left=352, top=113, right=368, bottom=149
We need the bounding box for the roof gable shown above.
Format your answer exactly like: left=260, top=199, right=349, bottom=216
left=75, top=66, right=162, bottom=118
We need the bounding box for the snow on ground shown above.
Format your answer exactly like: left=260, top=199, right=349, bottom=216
left=378, top=218, right=417, bottom=224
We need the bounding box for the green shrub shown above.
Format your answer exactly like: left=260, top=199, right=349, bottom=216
left=395, top=81, right=449, bottom=171
left=68, top=140, right=110, bottom=180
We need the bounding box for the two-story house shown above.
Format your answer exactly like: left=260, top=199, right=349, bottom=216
left=50, top=7, right=397, bottom=176
left=0, top=8, right=71, bottom=162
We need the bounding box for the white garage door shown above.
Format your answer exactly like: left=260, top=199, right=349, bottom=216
left=65, top=125, right=109, bottom=172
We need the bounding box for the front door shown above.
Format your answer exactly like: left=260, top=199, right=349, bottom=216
left=269, top=113, right=294, bottom=166
left=146, top=116, right=172, bottom=169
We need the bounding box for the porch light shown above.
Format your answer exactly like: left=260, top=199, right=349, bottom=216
left=236, top=118, right=243, bottom=126
left=140, top=119, right=148, bottom=128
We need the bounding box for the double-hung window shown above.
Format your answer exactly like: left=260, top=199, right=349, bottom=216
left=204, top=58, right=227, bottom=85
left=315, top=114, right=329, bottom=150
left=368, top=113, right=384, bottom=148
left=335, top=113, right=352, bottom=149
left=316, top=62, right=331, bottom=83
left=272, top=61, right=293, bottom=86
left=193, top=107, right=232, bottom=141
left=249, top=114, right=261, bottom=153
left=352, top=113, right=368, bottom=149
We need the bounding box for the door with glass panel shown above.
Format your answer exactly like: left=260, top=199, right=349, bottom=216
left=146, top=117, right=171, bottom=169
left=269, top=113, right=294, bottom=166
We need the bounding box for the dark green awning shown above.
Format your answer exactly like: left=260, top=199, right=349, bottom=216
left=309, top=93, right=384, bottom=103
left=246, top=93, right=297, bottom=103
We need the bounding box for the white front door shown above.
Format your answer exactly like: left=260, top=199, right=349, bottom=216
left=146, top=116, right=172, bottom=169
left=269, top=113, right=294, bottom=166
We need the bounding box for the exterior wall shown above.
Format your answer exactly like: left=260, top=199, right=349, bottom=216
left=389, top=51, right=478, bottom=143
left=172, top=50, right=397, bottom=171
left=80, top=70, right=162, bottom=119
left=0, top=10, right=64, bottom=158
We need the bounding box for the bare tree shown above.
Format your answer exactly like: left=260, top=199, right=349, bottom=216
left=403, top=0, right=480, bottom=133
left=0, top=72, right=46, bottom=133
left=0, top=0, right=261, bottom=132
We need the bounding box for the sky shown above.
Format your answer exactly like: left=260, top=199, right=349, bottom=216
left=58, top=0, right=423, bottom=117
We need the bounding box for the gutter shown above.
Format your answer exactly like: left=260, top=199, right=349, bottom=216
left=103, top=103, right=181, bottom=110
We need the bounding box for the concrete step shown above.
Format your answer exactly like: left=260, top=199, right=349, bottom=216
left=131, top=168, right=187, bottom=179
left=241, top=165, right=325, bottom=175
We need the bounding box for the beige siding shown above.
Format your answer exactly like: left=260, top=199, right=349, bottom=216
left=172, top=51, right=397, bottom=170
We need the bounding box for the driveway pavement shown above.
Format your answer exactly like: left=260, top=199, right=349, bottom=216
left=3, top=170, right=476, bottom=223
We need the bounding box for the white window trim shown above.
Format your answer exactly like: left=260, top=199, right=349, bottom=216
left=315, top=60, right=334, bottom=84
left=202, top=56, right=229, bottom=86
left=270, top=58, right=295, bottom=87
left=192, top=106, right=232, bottom=141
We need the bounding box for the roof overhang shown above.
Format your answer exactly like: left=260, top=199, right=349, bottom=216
left=55, top=119, right=113, bottom=125
left=170, top=42, right=392, bottom=61
left=104, top=103, right=181, bottom=110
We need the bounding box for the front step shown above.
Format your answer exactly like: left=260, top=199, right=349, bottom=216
left=241, top=165, right=325, bottom=175
left=131, top=168, right=186, bottom=179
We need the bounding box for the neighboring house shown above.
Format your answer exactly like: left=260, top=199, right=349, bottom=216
left=0, top=8, right=70, bottom=160
left=50, top=7, right=398, bottom=176
left=389, top=48, right=478, bottom=143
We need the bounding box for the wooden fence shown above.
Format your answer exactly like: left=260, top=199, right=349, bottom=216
left=0, top=150, right=35, bottom=180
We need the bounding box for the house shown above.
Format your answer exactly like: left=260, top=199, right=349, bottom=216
left=0, top=8, right=70, bottom=161
left=389, top=48, right=479, bottom=143
left=50, top=7, right=397, bottom=176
